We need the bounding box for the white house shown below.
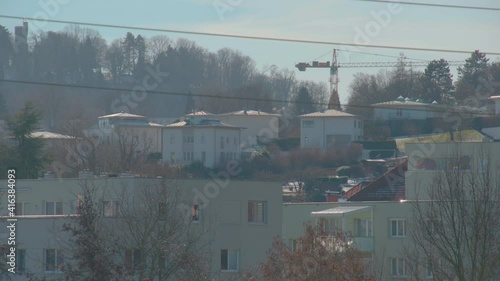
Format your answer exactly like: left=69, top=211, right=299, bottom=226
left=371, top=96, right=444, bottom=120
left=218, top=109, right=281, bottom=147
left=299, top=109, right=363, bottom=150
left=488, top=95, right=500, bottom=115
left=162, top=118, right=242, bottom=168
left=86, top=112, right=164, bottom=154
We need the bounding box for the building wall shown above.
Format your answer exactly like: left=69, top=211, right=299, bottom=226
left=404, top=142, right=500, bottom=201
left=0, top=178, right=282, bottom=280
left=299, top=117, right=363, bottom=149
left=373, top=106, right=436, bottom=120
left=282, top=201, right=413, bottom=280
left=86, top=126, right=163, bottom=154
left=162, top=127, right=240, bottom=168
left=218, top=115, right=280, bottom=146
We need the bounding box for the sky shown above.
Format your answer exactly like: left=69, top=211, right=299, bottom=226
left=2, top=0, right=500, bottom=104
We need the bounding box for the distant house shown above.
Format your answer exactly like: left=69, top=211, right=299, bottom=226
left=299, top=109, right=363, bottom=150
left=488, top=95, right=500, bottom=115
left=86, top=112, right=164, bottom=154
left=162, top=118, right=242, bottom=168
left=215, top=109, right=281, bottom=147
left=371, top=96, right=444, bottom=121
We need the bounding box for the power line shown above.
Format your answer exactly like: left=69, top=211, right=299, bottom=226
left=1, top=14, right=499, bottom=55
left=1, top=79, right=497, bottom=117
left=354, top=0, right=500, bottom=12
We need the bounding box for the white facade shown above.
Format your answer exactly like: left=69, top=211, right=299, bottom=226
left=0, top=177, right=282, bottom=280
left=218, top=110, right=281, bottom=147
left=299, top=110, right=363, bottom=150
left=488, top=95, right=500, bottom=115
left=86, top=112, right=163, bottom=154
left=162, top=119, right=242, bottom=168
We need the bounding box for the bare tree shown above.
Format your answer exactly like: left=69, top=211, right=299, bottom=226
left=114, top=127, right=154, bottom=173
left=261, top=223, right=374, bottom=281
left=108, top=179, right=213, bottom=281
left=147, top=35, right=172, bottom=62
left=408, top=145, right=500, bottom=281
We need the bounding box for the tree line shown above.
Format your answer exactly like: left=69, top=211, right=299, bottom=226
left=347, top=52, right=500, bottom=118
left=0, top=24, right=328, bottom=129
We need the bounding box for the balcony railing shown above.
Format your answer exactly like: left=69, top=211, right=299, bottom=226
left=352, top=237, right=374, bottom=252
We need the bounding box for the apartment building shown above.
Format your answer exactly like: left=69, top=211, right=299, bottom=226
left=162, top=118, right=242, bottom=168
left=86, top=112, right=164, bottom=154
left=283, top=142, right=500, bottom=280
left=0, top=177, right=282, bottom=280
left=217, top=109, right=281, bottom=147
left=299, top=109, right=363, bottom=150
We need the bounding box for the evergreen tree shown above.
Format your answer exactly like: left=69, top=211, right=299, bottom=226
left=4, top=101, right=49, bottom=179
left=455, top=50, right=490, bottom=103
left=293, top=86, right=316, bottom=116
left=133, top=34, right=147, bottom=80
left=418, top=59, right=454, bottom=104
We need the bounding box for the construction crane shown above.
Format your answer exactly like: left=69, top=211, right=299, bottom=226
left=295, top=49, right=464, bottom=110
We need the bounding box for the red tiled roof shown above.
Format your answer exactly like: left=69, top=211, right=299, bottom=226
left=346, top=160, right=407, bottom=201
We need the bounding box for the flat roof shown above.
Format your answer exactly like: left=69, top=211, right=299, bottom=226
left=311, top=205, right=372, bottom=217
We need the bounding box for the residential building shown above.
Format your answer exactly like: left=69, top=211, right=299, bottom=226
left=489, top=95, right=500, bottom=115
left=162, top=118, right=242, bottom=168
left=86, top=112, right=164, bottom=154
left=299, top=109, right=363, bottom=150
left=218, top=109, right=281, bottom=147
left=283, top=141, right=500, bottom=280
left=371, top=96, right=444, bottom=121
left=0, top=177, right=282, bottom=280
left=282, top=201, right=412, bottom=279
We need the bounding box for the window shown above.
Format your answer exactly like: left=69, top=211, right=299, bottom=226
left=221, top=249, right=239, bottom=271
left=103, top=201, right=120, bottom=217
left=45, top=249, right=64, bottom=272
left=319, top=217, right=339, bottom=233
left=226, top=137, right=229, bottom=144
left=170, top=135, right=175, bottom=144
left=356, top=219, right=373, bottom=237
left=159, top=203, right=167, bottom=221
left=396, top=109, right=403, bottom=116
left=125, top=249, right=142, bottom=271
left=426, top=260, right=433, bottom=278
left=390, top=258, right=406, bottom=277
left=248, top=201, right=268, bottom=224
left=159, top=253, right=168, bottom=270
left=220, top=152, right=225, bottom=163
left=201, top=152, right=206, bottom=164
left=192, top=204, right=200, bottom=222
left=45, top=202, right=62, bottom=215
left=220, top=136, right=224, bottom=149
left=390, top=219, right=406, bottom=237
left=15, top=202, right=29, bottom=216
left=201, top=134, right=206, bottom=144
left=234, top=137, right=237, bottom=145
left=17, top=249, right=26, bottom=273
left=302, top=120, right=314, bottom=128
left=288, top=239, right=302, bottom=252
left=170, top=152, right=176, bottom=163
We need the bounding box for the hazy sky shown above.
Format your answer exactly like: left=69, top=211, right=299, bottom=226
left=3, top=0, right=500, bottom=103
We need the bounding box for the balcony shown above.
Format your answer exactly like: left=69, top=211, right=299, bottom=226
left=352, top=237, right=374, bottom=252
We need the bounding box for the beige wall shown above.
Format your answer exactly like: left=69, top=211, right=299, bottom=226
left=283, top=201, right=413, bottom=280
left=0, top=178, right=282, bottom=280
